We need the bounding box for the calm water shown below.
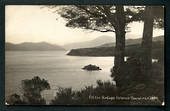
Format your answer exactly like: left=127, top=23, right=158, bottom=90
left=5, top=51, right=115, bottom=102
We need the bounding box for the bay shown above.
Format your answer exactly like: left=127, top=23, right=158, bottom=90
left=5, top=51, right=115, bottom=102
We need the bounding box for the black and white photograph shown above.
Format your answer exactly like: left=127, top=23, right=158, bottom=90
left=5, top=5, right=164, bottom=105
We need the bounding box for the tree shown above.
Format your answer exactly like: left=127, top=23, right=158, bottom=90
left=141, top=6, right=154, bottom=81
left=57, top=6, right=126, bottom=68
left=141, top=6, right=164, bottom=82
left=53, top=5, right=144, bottom=71
left=21, top=76, right=50, bottom=105
left=6, top=76, right=50, bottom=105
left=114, top=6, right=126, bottom=68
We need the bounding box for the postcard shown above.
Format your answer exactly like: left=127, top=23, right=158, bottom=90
left=5, top=5, right=164, bottom=106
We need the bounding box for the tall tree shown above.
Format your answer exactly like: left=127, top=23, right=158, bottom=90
left=114, top=6, right=126, bottom=68
left=54, top=5, right=143, bottom=68
left=141, top=6, right=154, bottom=80
left=141, top=6, right=164, bottom=81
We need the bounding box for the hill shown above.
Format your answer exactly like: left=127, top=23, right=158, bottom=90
left=63, top=34, right=142, bottom=49
left=5, top=42, right=65, bottom=51
left=99, top=35, right=164, bottom=47
left=67, top=36, right=164, bottom=60
left=63, top=35, right=114, bottom=49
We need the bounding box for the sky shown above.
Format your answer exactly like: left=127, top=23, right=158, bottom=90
left=5, top=5, right=164, bottom=45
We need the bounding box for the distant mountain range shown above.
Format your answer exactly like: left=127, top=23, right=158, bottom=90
left=6, top=35, right=164, bottom=51
left=98, top=35, right=164, bottom=47
left=63, top=35, right=115, bottom=49
left=5, top=42, right=65, bottom=51
left=62, top=34, right=145, bottom=49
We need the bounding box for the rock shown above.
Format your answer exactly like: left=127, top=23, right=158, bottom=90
left=82, top=64, right=102, bottom=71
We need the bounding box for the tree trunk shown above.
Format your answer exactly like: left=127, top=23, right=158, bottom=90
left=114, top=6, right=126, bottom=68
left=111, top=6, right=126, bottom=88
left=141, top=6, right=154, bottom=82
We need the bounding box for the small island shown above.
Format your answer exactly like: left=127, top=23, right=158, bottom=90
left=82, top=64, right=102, bottom=71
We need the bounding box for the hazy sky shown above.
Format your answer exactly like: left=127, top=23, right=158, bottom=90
left=5, top=5, right=164, bottom=45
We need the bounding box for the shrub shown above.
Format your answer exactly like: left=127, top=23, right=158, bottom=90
left=50, top=80, right=117, bottom=105
left=6, top=93, right=26, bottom=105
left=7, top=76, right=50, bottom=105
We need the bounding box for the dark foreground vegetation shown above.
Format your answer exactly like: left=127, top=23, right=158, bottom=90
left=6, top=76, right=50, bottom=105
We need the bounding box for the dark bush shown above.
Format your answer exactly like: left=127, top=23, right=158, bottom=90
left=50, top=80, right=117, bottom=105
left=7, top=76, right=50, bottom=105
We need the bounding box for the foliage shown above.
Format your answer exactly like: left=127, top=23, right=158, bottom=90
left=111, top=56, right=164, bottom=105
left=21, top=76, right=50, bottom=93
left=50, top=6, right=164, bottom=31
left=6, top=93, right=26, bottom=105
left=50, top=80, right=117, bottom=105
left=21, top=76, right=50, bottom=105
left=56, top=6, right=133, bottom=32
left=54, top=5, right=146, bottom=68
left=7, top=76, right=50, bottom=105
left=50, top=87, right=76, bottom=105
left=152, top=6, right=164, bottom=29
